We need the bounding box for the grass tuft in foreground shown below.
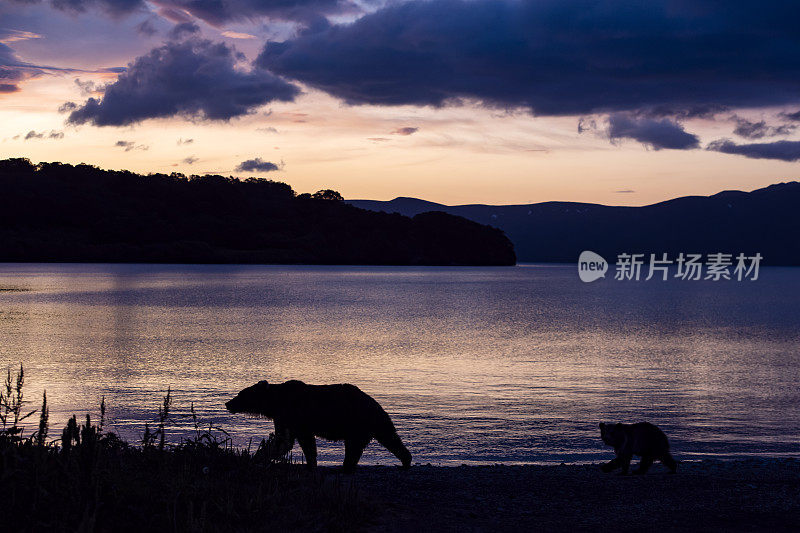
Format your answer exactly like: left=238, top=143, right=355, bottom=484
left=0, top=365, right=369, bottom=532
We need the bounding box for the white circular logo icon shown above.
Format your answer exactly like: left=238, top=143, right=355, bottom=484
left=578, top=251, right=608, bottom=282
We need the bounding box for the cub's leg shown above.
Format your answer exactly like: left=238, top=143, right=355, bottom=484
left=634, top=455, right=653, bottom=475
left=661, top=452, right=678, bottom=473
left=296, top=434, right=317, bottom=468
left=376, top=430, right=412, bottom=468
left=343, top=437, right=370, bottom=473
left=600, top=457, right=621, bottom=473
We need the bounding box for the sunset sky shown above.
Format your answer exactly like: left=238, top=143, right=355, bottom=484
left=2, top=0, right=799, bottom=205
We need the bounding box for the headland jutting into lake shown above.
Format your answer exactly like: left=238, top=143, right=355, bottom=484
left=0, top=158, right=515, bottom=266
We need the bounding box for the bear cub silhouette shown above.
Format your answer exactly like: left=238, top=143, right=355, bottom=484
left=599, top=422, right=677, bottom=475
left=226, top=380, right=412, bottom=472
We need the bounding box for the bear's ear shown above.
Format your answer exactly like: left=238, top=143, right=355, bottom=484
left=599, top=422, right=605, bottom=429
left=257, top=380, right=269, bottom=387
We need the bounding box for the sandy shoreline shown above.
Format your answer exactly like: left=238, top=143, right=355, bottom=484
left=321, top=459, right=800, bottom=531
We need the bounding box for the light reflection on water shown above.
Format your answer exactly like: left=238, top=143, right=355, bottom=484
left=0, top=263, right=798, bottom=465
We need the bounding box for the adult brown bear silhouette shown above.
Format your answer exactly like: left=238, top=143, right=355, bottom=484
left=599, top=422, right=678, bottom=475
left=226, top=380, right=412, bottom=472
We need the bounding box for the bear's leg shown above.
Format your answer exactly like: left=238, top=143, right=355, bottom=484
left=270, top=424, right=295, bottom=459
left=618, top=454, right=632, bottom=475
left=376, top=431, right=412, bottom=468
left=296, top=434, right=317, bottom=468
left=661, top=452, right=678, bottom=473
left=600, top=457, right=620, bottom=473
left=634, top=455, right=653, bottom=475
left=343, top=437, right=370, bottom=473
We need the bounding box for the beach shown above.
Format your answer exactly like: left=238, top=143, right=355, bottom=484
left=345, top=460, right=800, bottom=531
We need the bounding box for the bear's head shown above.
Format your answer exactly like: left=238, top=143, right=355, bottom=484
left=226, top=380, right=276, bottom=417
left=599, top=422, right=625, bottom=447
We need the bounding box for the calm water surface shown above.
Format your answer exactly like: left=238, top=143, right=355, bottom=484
left=1, top=263, right=798, bottom=465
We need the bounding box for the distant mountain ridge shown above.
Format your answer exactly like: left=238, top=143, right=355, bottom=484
left=349, top=182, right=800, bottom=265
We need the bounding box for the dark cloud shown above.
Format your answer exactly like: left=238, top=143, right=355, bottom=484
left=155, top=6, right=193, bottom=23
left=9, top=0, right=146, bottom=17
left=58, top=101, right=78, bottom=113
left=135, top=19, right=159, bottom=37
left=2, top=28, right=127, bottom=94
left=151, top=0, right=364, bottom=26
left=258, top=0, right=800, bottom=116
left=732, top=116, right=795, bottom=139
left=706, top=139, right=800, bottom=162
left=168, top=21, right=199, bottom=41
left=780, top=110, right=800, bottom=122
left=236, top=158, right=280, bottom=172
left=637, top=104, right=728, bottom=120
left=115, top=140, right=148, bottom=151
left=182, top=155, right=198, bottom=164
left=23, top=130, right=64, bottom=140
left=74, top=78, right=99, bottom=96
left=606, top=114, right=700, bottom=150
left=67, top=39, right=300, bottom=126
left=615, top=189, right=635, bottom=194
left=0, top=41, right=43, bottom=93
left=177, top=137, right=194, bottom=144
left=391, top=127, right=418, bottom=136
left=10, top=0, right=368, bottom=24
left=577, top=117, right=597, bottom=134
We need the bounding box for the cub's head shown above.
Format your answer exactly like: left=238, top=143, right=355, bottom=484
left=225, top=380, right=275, bottom=417
left=599, top=422, right=626, bottom=447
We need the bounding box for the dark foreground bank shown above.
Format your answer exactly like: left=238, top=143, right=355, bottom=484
left=6, top=432, right=799, bottom=532
left=2, top=375, right=797, bottom=531
left=354, top=460, right=800, bottom=532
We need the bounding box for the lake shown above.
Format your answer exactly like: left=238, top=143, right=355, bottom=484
left=0, top=263, right=798, bottom=465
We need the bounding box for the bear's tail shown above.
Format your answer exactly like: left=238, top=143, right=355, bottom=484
left=376, top=430, right=412, bottom=468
